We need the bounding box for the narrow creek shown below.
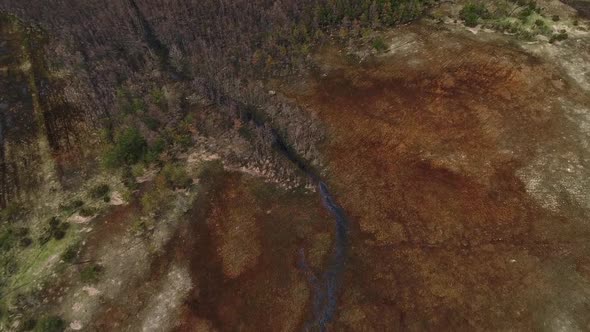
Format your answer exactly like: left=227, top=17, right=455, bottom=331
left=307, top=181, right=349, bottom=331
left=263, top=112, right=350, bottom=331
left=197, top=85, right=351, bottom=330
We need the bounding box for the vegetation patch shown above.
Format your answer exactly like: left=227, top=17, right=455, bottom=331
left=162, top=163, right=192, bottom=189
left=89, top=184, right=110, bottom=200
left=457, top=1, right=573, bottom=42
left=371, top=37, right=388, bottom=52
left=34, top=315, right=65, bottom=332
left=103, top=127, right=147, bottom=168
left=460, top=2, right=490, bottom=27
left=80, top=264, right=103, bottom=283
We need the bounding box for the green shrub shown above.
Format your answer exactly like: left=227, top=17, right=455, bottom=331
left=142, top=115, right=160, bottom=131
left=0, top=229, right=15, bottom=252
left=150, top=88, right=167, bottom=110
left=19, top=237, right=33, bottom=248
left=141, top=176, right=172, bottom=215
left=61, top=244, right=79, bottom=263
left=59, top=200, right=84, bottom=214
left=40, top=218, right=70, bottom=243
left=35, top=316, right=65, bottom=332
left=162, top=163, right=192, bottom=189
left=21, top=318, right=37, bottom=331
left=79, top=207, right=98, bottom=217
left=0, top=202, right=24, bottom=222
left=371, top=37, right=387, bottom=52
left=552, top=15, right=560, bottom=22
left=145, top=137, right=166, bottom=163
left=80, top=264, right=103, bottom=283
left=103, top=127, right=147, bottom=168
left=89, top=184, right=110, bottom=199
left=550, top=32, right=568, bottom=43
left=131, top=98, right=145, bottom=113
left=122, top=166, right=139, bottom=191
left=460, top=2, right=489, bottom=27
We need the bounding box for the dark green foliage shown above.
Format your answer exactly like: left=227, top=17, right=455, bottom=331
left=0, top=229, right=15, bottom=252
left=35, top=316, right=65, bottom=332
left=20, top=318, right=37, bottom=331
left=59, top=200, right=84, bottom=214
left=80, top=264, right=103, bottom=283
left=89, top=184, right=110, bottom=199
left=142, top=115, right=160, bottom=131
left=549, top=31, right=568, bottom=43
left=0, top=202, right=25, bottom=223
left=1, top=227, right=33, bottom=251
left=103, top=127, right=147, bottom=168
left=78, top=206, right=98, bottom=217
left=150, top=88, right=166, bottom=109
left=460, top=2, right=490, bottom=27
left=61, top=243, right=79, bottom=263
left=122, top=166, right=139, bottom=191
left=372, top=37, right=388, bottom=52
left=39, top=218, right=70, bottom=244
left=552, top=15, right=560, bottom=22
left=145, top=137, right=167, bottom=164
left=48, top=217, right=60, bottom=229
left=162, top=163, right=192, bottom=189
left=19, top=237, right=33, bottom=248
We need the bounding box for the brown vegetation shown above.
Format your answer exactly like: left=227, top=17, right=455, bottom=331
left=284, top=24, right=590, bottom=329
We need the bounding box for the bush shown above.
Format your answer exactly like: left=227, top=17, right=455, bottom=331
left=79, top=207, right=98, bottom=217
left=80, top=264, right=103, bottom=283
left=59, top=200, right=84, bottom=214
left=460, top=3, right=489, bottom=27
left=122, top=166, right=139, bottom=191
left=103, top=127, right=147, bottom=168
left=0, top=229, right=15, bottom=252
left=39, top=218, right=70, bottom=244
left=19, top=237, right=33, bottom=248
left=21, top=318, right=37, bottom=331
left=552, top=15, right=560, bottom=22
left=145, top=137, right=166, bottom=163
left=61, top=244, right=79, bottom=263
left=0, top=202, right=24, bottom=222
left=549, top=32, right=568, bottom=43
left=142, top=115, right=160, bottom=131
left=141, top=176, right=172, bottom=215
left=35, top=316, right=65, bottom=332
left=162, top=163, right=192, bottom=189
left=89, top=184, right=110, bottom=199
left=150, top=88, right=166, bottom=107
left=371, top=37, right=387, bottom=52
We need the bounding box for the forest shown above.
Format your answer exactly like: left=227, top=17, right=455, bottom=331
left=0, top=0, right=433, bottom=208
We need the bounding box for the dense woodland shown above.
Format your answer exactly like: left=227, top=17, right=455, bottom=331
left=0, top=0, right=433, bottom=209
left=1, top=0, right=431, bottom=110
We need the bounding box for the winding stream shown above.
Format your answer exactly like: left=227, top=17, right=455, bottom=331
left=298, top=181, right=349, bottom=331
left=312, top=181, right=349, bottom=330
left=201, top=88, right=350, bottom=330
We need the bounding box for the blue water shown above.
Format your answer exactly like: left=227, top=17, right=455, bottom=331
left=300, top=181, right=349, bottom=331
